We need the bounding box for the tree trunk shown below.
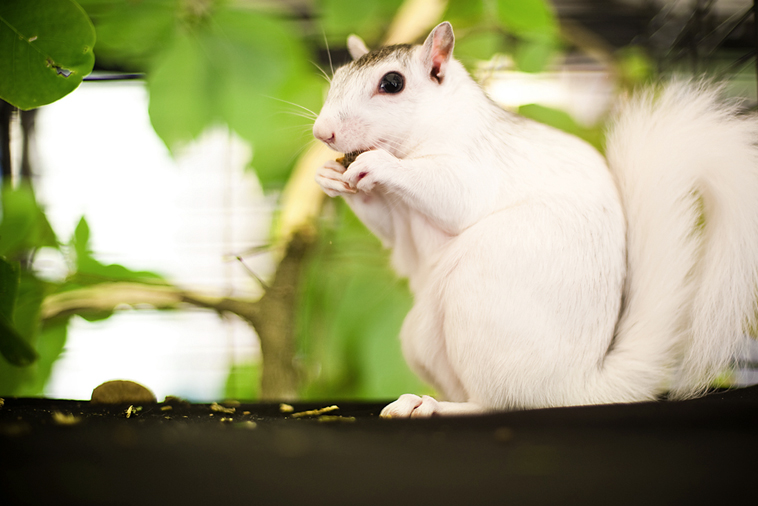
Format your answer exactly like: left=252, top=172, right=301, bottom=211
left=252, top=231, right=313, bottom=400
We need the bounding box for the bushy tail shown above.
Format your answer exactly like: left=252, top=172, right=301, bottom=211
left=603, top=81, right=758, bottom=400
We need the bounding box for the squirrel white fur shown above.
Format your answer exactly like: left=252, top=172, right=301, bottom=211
left=312, top=22, right=758, bottom=417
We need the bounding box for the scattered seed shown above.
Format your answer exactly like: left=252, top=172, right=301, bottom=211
left=291, top=405, right=339, bottom=418
left=210, top=402, right=235, bottom=414
left=317, top=415, right=355, bottom=423
left=51, top=411, right=80, bottom=425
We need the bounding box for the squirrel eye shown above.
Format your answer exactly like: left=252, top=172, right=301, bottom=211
left=379, top=72, right=404, bottom=94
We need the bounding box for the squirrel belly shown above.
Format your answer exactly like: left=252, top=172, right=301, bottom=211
left=313, top=22, right=758, bottom=416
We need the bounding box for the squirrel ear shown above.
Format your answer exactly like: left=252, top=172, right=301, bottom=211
left=347, top=35, right=370, bottom=60
left=422, top=22, right=455, bottom=83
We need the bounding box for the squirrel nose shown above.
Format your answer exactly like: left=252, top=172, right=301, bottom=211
left=313, top=121, right=335, bottom=145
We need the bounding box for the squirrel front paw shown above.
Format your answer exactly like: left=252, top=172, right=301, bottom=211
left=315, top=159, right=358, bottom=198
left=343, top=149, right=399, bottom=194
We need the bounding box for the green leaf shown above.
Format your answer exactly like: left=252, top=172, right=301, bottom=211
left=0, top=318, right=68, bottom=396
left=0, top=258, right=38, bottom=366
left=12, top=269, right=46, bottom=341
left=318, top=0, right=404, bottom=46
left=77, top=1, right=323, bottom=185
left=496, top=0, right=557, bottom=37
left=0, top=257, right=19, bottom=321
left=217, top=35, right=323, bottom=182
left=147, top=8, right=323, bottom=185
left=0, top=184, right=39, bottom=255
left=146, top=29, right=215, bottom=150
left=616, top=46, right=655, bottom=86
left=15, top=320, right=68, bottom=395
left=72, top=214, right=92, bottom=262
left=0, top=0, right=96, bottom=109
left=518, top=103, right=604, bottom=151
left=0, top=317, right=37, bottom=367
left=0, top=183, right=58, bottom=256
left=454, top=30, right=508, bottom=68
left=71, top=216, right=165, bottom=285
left=443, top=0, right=487, bottom=31
left=496, top=0, right=559, bottom=73
left=513, top=33, right=558, bottom=73
left=78, top=0, right=176, bottom=70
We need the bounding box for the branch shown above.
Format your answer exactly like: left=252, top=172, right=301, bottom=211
left=39, top=230, right=315, bottom=401
left=41, top=282, right=261, bottom=324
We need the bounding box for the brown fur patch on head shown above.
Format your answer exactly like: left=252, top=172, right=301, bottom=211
left=353, top=44, right=414, bottom=69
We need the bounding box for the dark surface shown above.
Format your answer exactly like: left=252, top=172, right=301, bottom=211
left=1, top=388, right=758, bottom=506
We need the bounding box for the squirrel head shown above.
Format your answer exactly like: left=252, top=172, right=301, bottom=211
left=313, top=22, right=457, bottom=157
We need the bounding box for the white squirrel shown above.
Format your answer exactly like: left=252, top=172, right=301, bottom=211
left=312, top=21, right=758, bottom=417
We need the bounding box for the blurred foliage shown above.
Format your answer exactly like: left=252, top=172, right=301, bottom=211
left=444, top=0, right=560, bottom=72
left=495, top=0, right=560, bottom=72
left=66, top=217, right=165, bottom=294
left=0, top=183, right=57, bottom=258
left=0, top=257, right=38, bottom=367
left=518, top=104, right=604, bottom=151
left=616, top=46, right=656, bottom=87
left=0, top=0, right=96, bottom=109
left=1, top=0, right=658, bottom=401
left=224, top=360, right=260, bottom=400
left=77, top=0, right=323, bottom=186
left=0, top=184, right=55, bottom=377
left=318, top=0, right=405, bottom=47
left=317, top=0, right=564, bottom=73
left=0, top=182, right=165, bottom=396
left=296, top=199, right=427, bottom=400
